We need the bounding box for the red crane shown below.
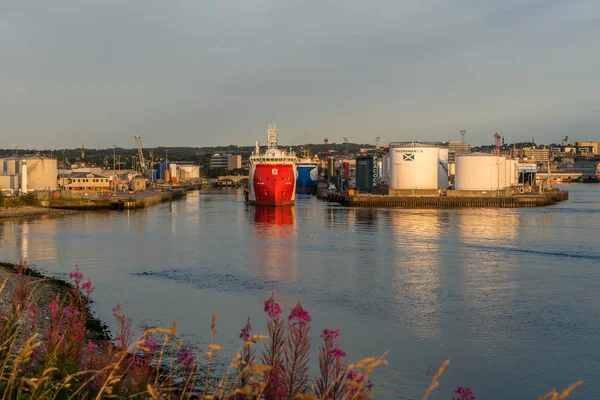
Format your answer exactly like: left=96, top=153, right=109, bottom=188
left=494, top=133, right=501, bottom=155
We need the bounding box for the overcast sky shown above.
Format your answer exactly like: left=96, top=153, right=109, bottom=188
left=2, top=0, right=599, bottom=149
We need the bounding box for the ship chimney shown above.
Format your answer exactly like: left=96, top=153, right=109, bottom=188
left=255, top=140, right=260, bottom=154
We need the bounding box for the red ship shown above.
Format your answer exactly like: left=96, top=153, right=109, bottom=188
left=245, top=124, right=297, bottom=206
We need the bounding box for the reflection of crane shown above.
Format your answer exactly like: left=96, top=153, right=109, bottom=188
left=134, top=135, right=146, bottom=175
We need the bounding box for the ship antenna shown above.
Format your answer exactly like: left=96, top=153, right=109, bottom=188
left=267, top=123, right=279, bottom=151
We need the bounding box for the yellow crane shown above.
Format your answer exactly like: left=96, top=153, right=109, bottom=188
left=134, top=135, right=146, bottom=175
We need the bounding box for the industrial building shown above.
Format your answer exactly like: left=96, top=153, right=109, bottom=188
left=210, top=154, right=242, bottom=170
left=355, top=156, right=378, bottom=192
left=388, top=143, right=448, bottom=190
left=447, top=141, right=471, bottom=163
left=575, top=141, right=600, bottom=155
left=454, top=154, right=517, bottom=191
left=0, top=156, right=58, bottom=195
left=58, top=172, right=111, bottom=191
left=154, top=162, right=201, bottom=183
left=519, top=147, right=550, bottom=163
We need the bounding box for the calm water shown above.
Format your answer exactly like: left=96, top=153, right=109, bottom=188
left=1, top=185, right=599, bottom=399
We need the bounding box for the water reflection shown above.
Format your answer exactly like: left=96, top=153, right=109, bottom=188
left=388, top=211, right=444, bottom=340
left=250, top=206, right=297, bottom=281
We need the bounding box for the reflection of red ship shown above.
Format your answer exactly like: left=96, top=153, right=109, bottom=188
left=253, top=205, right=296, bottom=228
left=251, top=205, right=296, bottom=280
left=245, top=124, right=297, bottom=206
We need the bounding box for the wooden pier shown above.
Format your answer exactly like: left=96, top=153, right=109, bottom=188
left=318, top=189, right=569, bottom=209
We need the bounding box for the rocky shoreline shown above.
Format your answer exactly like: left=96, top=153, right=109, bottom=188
left=0, top=206, right=77, bottom=219
left=0, top=261, right=109, bottom=342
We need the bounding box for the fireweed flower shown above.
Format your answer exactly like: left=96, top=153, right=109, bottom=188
left=177, top=349, right=195, bottom=369
left=264, top=297, right=282, bottom=318
left=321, top=329, right=340, bottom=340
left=240, top=327, right=250, bottom=341
left=453, top=386, right=476, bottom=400
left=140, top=335, right=158, bottom=352
left=329, top=347, right=346, bottom=359
left=81, top=280, right=93, bottom=292
left=69, top=271, right=84, bottom=281
left=288, top=303, right=311, bottom=324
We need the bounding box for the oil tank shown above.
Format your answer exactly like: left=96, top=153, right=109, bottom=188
left=342, top=162, right=350, bottom=177
left=455, top=154, right=511, bottom=190
left=327, top=157, right=334, bottom=178
left=438, top=148, right=449, bottom=189
left=389, top=144, right=439, bottom=189
left=355, top=156, right=378, bottom=192
left=25, top=158, right=58, bottom=191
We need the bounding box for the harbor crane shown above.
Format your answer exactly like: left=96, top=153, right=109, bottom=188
left=562, top=136, right=569, bottom=146
left=134, top=135, right=147, bottom=175
left=494, top=132, right=501, bottom=156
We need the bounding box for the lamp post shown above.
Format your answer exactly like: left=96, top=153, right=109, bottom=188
left=112, top=145, right=116, bottom=195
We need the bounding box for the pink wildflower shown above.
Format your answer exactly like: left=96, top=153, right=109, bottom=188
left=140, top=335, right=158, bottom=352
left=81, top=280, right=93, bottom=292
left=86, top=343, right=99, bottom=352
left=177, top=349, right=195, bottom=369
left=69, top=271, right=84, bottom=282
left=264, top=296, right=282, bottom=318
left=48, top=299, right=59, bottom=313
left=321, top=329, right=340, bottom=340
left=329, top=347, right=346, bottom=359
left=288, top=303, right=311, bottom=324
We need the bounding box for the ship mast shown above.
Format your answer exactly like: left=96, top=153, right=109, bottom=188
left=267, top=123, right=279, bottom=151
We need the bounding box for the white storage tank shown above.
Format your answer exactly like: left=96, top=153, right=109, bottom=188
left=438, top=148, right=449, bottom=189
left=25, top=158, right=58, bottom=191
left=377, top=159, right=383, bottom=182
left=389, top=144, right=439, bottom=189
left=455, top=154, right=512, bottom=191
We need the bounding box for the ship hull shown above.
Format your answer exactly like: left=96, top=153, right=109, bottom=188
left=296, top=164, right=319, bottom=192
left=247, top=163, right=297, bottom=205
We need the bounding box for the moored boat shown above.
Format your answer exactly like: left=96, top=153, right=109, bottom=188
left=296, top=147, right=319, bottom=192
left=245, top=124, right=297, bottom=206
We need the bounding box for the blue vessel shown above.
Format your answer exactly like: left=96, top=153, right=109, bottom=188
left=296, top=148, right=319, bottom=192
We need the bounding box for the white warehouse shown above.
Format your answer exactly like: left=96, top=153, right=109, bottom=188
left=454, top=154, right=517, bottom=191
left=389, top=143, right=448, bottom=190
left=0, top=156, right=58, bottom=195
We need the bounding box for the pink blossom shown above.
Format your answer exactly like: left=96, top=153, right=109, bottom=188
left=69, top=271, right=84, bottom=282
left=86, top=343, right=99, bottom=352
left=49, top=299, right=59, bottom=313
left=81, top=280, right=93, bottom=292
left=288, top=303, right=311, bottom=324
left=177, top=349, right=195, bottom=369
left=264, top=297, right=282, bottom=318
left=140, top=335, right=158, bottom=352
left=321, top=329, right=340, bottom=340
left=329, top=347, right=346, bottom=359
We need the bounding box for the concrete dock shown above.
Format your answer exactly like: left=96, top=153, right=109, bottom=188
left=318, top=189, right=569, bottom=209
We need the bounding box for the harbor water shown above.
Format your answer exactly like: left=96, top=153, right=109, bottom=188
left=1, top=184, right=599, bottom=399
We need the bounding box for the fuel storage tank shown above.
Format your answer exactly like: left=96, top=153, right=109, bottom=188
left=455, top=154, right=512, bottom=191
left=389, top=144, right=440, bottom=189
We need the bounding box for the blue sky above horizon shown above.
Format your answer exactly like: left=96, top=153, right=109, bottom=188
left=1, top=0, right=599, bottom=149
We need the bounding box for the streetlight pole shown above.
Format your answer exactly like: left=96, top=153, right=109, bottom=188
left=112, top=145, right=116, bottom=195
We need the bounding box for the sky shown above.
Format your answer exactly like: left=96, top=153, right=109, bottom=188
left=1, top=0, right=599, bottom=149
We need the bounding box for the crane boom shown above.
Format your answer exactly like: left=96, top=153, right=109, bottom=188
left=134, top=135, right=146, bottom=174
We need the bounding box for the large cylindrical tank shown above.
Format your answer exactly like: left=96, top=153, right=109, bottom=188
left=25, top=158, right=58, bottom=191
left=438, top=148, right=449, bottom=189
left=327, top=157, right=334, bottom=178
left=164, top=169, right=171, bottom=183
left=389, top=145, right=439, bottom=189
left=342, top=162, right=350, bottom=177
left=455, top=154, right=511, bottom=190
left=377, top=159, right=383, bottom=181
